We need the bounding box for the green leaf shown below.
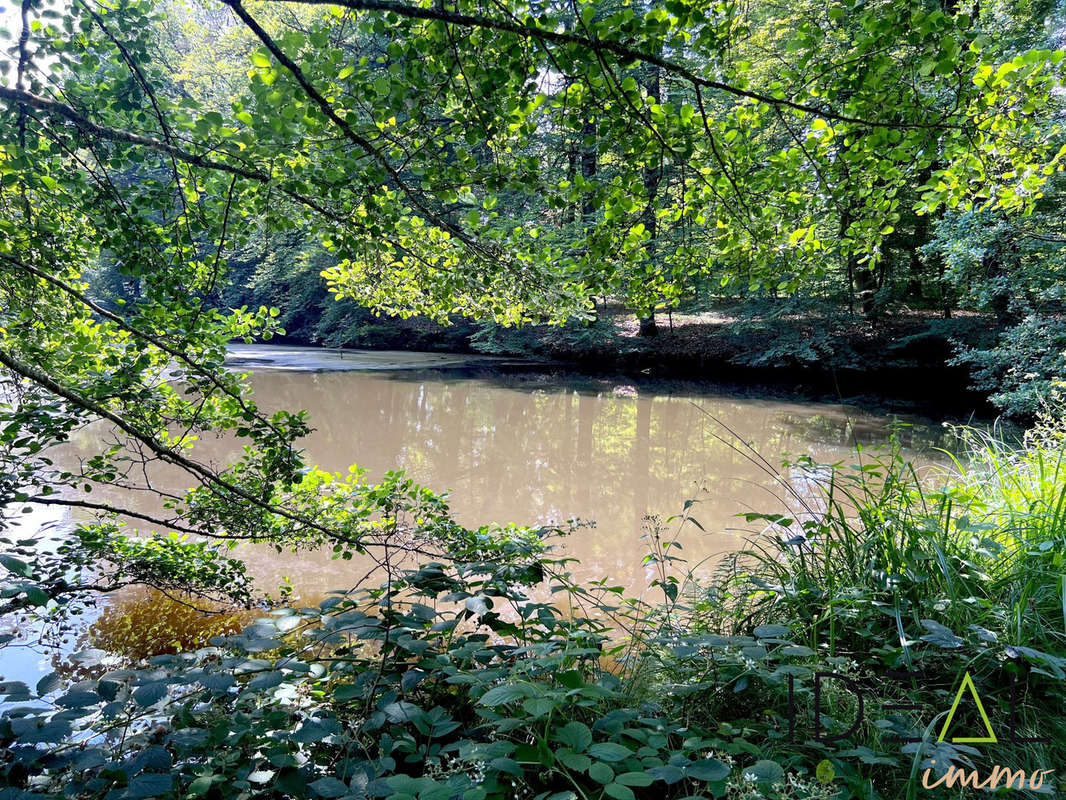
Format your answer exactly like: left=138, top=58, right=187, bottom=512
left=22, top=586, right=48, bottom=606
left=753, top=624, right=790, bottom=638
left=0, top=554, right=32, bottom=577
left=919, top=619, right=962, bottom=649
left=686, top=758, right=730, bottom=782
left=587, top=742, right=632, bottom=762
left=588, top=761, right=614, bottom=784
left=334, top=683, right=362, bottom=702
left=615, top=771, right=654, bottom=787
left=556, top=750, right=592, bottom=772
left=556, top=670, right=583, bottom=689
left=745, top=760, right=784, bottom=785
left=382, top=701, right=422, bottom=722
left=36, top=672, right=60, bottom=697
left=247, top=671, right=285, bottom=691
left=649, top=765, right=685, bottom=784
left=555, top=721, right=592, bottom=752
left=276, top=767, right=307, bottom=794
left=132, top=681, right=167, bottom=706
left=309, top=776, right=348, bottom=798
left=816, top=759, right=836, bottom=783
left=127, top=774, right=173, bottom=799
left=604, top=783, right=635, bottom=800
left=479, top=684, right=533, bottom=706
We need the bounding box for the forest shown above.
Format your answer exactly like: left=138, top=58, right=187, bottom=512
left=1, top=0, right=1066, bottom=798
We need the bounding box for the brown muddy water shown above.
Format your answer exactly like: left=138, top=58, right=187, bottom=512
left=2, top=346, right=956, bottom=684
left=224, top=364, right=952, bottom=597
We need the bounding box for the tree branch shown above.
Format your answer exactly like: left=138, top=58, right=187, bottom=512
left=0, top=86, right=349, bottom=223
left=223, top=0, right=487, bottom=250
left=273, top=0, right=957, bottom=130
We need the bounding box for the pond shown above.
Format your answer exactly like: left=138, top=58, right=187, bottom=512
left=1, top=345, right=957, bottom=688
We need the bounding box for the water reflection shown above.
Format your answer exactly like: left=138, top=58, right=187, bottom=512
left=3, top=361, right=956, bottom=685
left=206, top=367, right=951, bottom=599
left=88, top=588, right=250, bottom=661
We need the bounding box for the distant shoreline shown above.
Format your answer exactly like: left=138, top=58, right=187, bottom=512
left=239, top=308, right=997, bottom=419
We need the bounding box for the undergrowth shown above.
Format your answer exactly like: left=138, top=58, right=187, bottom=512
left=2, top=423, right=1065, bottom=799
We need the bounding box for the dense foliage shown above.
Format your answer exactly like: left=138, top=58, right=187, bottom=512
left=1, top=0, right=1066, bottom=798
left=14, top=0, right=1064, bottom=412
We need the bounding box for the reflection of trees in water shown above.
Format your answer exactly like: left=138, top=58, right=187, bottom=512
left=772, top=411, right=952, bottom=455
left=49, top=369, right=946, bottom=599
left=37, top=589, right=250, bottom=686
left=243, top=371, right=943, bottom=580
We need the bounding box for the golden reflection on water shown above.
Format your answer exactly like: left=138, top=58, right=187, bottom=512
left=87, top=587, right=251, bottom=660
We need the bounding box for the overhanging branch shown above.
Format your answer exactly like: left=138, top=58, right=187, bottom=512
left=271, top=0, right=956, bottom=130
left=0, top=86, right=350, bottom=223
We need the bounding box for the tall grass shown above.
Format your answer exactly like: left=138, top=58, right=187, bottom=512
left=669, top=421, right=1066, bottom=796
left=719, top=424, right=1066, bottom=654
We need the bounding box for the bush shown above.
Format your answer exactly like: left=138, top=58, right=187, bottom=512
left=684, top=428, right=1066, bottom=797
left=951, top=314, right=1066, bottom=417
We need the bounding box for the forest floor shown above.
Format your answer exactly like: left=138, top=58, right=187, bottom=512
left=533, top=308, right=995, bottom=415
left=609, top=307, right=981, bottom=358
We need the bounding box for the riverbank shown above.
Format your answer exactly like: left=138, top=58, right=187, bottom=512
left=270, top=308, right=999, bottom=418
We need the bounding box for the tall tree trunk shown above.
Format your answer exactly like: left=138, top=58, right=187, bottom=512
left=638, top=65, right=660, bottom=337
left=841, top=209, right=857, bottom=315
left=906, top=212, right=930, bottom=301
left=854, top=265, right=877, bottom=317
left=841, top=206, right=876, bottom=317
left=581, top=120, right=597, bottom=219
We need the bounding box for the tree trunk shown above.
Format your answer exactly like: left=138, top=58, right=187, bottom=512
left=580, top=119, right=597, bottom=219
left=638, top=63, right=661, bottom=338
left=854, top=266, right=877, bottom=317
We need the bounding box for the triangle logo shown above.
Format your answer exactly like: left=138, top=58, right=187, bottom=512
left=937, top=671, right=997, bottom=744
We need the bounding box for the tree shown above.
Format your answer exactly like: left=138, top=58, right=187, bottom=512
left=1, top=0, right=1066, bottom=796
